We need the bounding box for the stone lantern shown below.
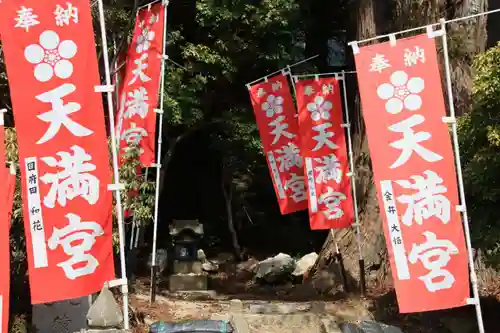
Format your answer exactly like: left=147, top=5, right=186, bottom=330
left=170, top=219, right=203, bottom=261
left=169, top=219, right=207, bottom=292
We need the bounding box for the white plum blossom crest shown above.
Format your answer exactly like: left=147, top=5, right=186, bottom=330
left=149, top=14, right=160, bottom=24
left=136, top=21, right=155, bottom=53
left=24, top=30, right=77, bottom=82
left=261, top=94, right=284, bottom=118
left=377, top=71, right=424, bottom=114
left=307, top=95, right=332, bottom=121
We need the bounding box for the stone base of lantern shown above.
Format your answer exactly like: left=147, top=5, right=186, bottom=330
left=169, top=273, right=208, bottom=292
left=173, top=260, right=203, bottom=274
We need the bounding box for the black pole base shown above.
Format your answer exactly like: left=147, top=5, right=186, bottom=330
left=359, top=259, right=366, bottom=296
left=150, top=265, right=158, bottom=303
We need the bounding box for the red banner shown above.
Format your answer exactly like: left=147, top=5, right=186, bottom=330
left=354, top=34, right=469, bottom=312
left=295, top=78, right=354, bottom=229
left=249, top=74, right=308, bottom=215
left=0, top=1, right=115, bottom=303
left=116, top=3, right=165, bottom=167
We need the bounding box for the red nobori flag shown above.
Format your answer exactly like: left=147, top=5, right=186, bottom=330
left=248, top=74, right=308, bottom=215
left=0, top=1, right=115, bottom=303
left=354, top=34, right=469, bottom=312
left=295, top=77, right=354, bottom=229
left=116, top=3, right=165, bottom=167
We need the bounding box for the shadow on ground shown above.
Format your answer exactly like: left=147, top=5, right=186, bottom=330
left=369, top=290, right=500, bottom=333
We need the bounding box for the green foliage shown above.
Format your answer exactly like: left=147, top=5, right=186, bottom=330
left=161, top=0, right=307, bottom=135
left=119, top=144, right=155, bottom=227
left=458, top=42, right=500, bottom=266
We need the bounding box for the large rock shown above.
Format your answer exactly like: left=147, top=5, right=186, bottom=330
left=32, top=296, right=90, bottom=333
left=197, top=249, right=220, bottom=272
left=255, top=253, right=295, bottom=283
left=292, top=252, right=318, bottom=277
left=236, top=258, right=259, bottom=273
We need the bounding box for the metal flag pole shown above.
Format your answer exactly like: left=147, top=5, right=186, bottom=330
left=340, top=71, right=365, bottom=295
left=150, top=0, right=169, bottom=304
left=436, top=20, right=485, bottom=333
left=129, top=221, right=136, bottom=251
left=285, top=66, right=298, bottom=99
left=96, top=0, right=129, bottom=328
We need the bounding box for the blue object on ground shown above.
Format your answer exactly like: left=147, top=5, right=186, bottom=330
left=358, top=321, right=384, bottom=333
left=341, top=323, right=365, bottom=333
left=150, top=320, right=233, bottom=333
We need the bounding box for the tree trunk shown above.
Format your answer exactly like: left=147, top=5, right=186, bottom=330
left=310, top=0, right=488, bottom=294
left=445, top=0, right=488, bottom=115
left=309, top=0, right=390, bottom=295
left=221, top=161, right=242, bottom=260
left=158, top=143, right=176, bottom=197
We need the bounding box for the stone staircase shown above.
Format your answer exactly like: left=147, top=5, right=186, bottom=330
left=133, top=292, right=374, bottom=333
left=209, top=299, right=364, bottom=333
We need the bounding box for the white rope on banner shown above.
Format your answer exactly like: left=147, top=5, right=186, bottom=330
left=111, top=60, right=126, bottom=77
left=435, top=20, right=485, bottom=333
left=349, top=8, right=500, bottom=47
left=96, top=0, right=130, bottom=328
left=150, top=0, right=169, bottom=304
left=246, top=54, right=319, bottom=87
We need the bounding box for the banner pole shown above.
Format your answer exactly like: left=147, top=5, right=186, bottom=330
left=96, top=0, right=129, bottom=328
left=285, top=66, right=298, bottom=100
left=340, top=71, right=365, bottom=295
left=438, top=19, right=485, bottom=333
left=150, top=0, right=169, bottom=304
left=129, top=221, right=135, bottom=251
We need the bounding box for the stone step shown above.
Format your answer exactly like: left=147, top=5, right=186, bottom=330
left=227, top=299, right=341, bottom=333
left=77, top=330, right=128, bottom=333
left=169, top=274, right=208, bottom=292
left=173, top=260, right=203, bottom=274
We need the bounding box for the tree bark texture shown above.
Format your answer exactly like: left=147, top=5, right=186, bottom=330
left=221, top=160, right=243, bottom=260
